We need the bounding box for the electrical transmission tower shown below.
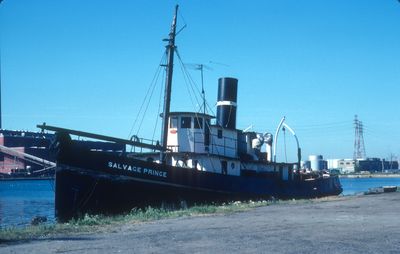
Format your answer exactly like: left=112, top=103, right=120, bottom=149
left=353, top=115, right=366, bottom=159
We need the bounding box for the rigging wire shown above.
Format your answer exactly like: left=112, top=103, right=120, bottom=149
left=176, top=11, right=188, bottom=36
left=175, top=50, right=214, bottom=144
left=152, top=67, right=166, bottom=142
left=175, top=50, right=216, bottom=117
left=175, top=50, right=203, bottom=110
left=135, top=65, right=163, bottom=137
left=127, top=53, right=166, bottom=139
left=175, top=50, right=211, bottom=149
left=174, top=49, right=224, bottom=172
left=184, top=63, right=213, bottom=114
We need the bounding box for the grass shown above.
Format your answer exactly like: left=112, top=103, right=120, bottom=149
left=0, top=200, right=269, bottom=242
left=0, top=198, right=333, bottom=242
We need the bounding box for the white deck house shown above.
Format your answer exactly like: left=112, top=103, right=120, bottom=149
left=165, top=112, right=290, bottom=178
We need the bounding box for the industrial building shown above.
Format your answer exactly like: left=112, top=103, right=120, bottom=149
left=326, top=157, right=399, bottom=174
left=0, top=129, right=126, bottom=177
left=327, top=159, right=356, bottom=174
left=357, top=158, right=399, bottom=173
left=0, top=130, right=54, bottom=176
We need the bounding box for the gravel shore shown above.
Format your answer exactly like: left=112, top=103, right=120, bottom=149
left=1, top=192, right=399, bottom=254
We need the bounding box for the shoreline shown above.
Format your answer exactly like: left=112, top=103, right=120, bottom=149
left=0, top=177, right=54, bottom=181
left=1, top=192, right=399, bottom=253
left=339, top=173, right=400, bottom=178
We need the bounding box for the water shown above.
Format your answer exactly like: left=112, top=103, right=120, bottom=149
left=340, top=177, right=400, bottom=195
left=0, top=179, right=55, bottom=228
left=0, top=177, right=399, bottom=228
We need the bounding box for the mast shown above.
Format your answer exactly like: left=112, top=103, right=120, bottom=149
left=200, top=64, right=206, bottom=115
left=160, top=5, right=178, bottom=162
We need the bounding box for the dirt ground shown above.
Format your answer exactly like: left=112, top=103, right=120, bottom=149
left=1, top=192, right=400, bottom=254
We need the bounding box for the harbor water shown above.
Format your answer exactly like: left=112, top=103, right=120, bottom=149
left=0, top=179, right=55, bottom=228
left=0, top=177, right=399, bottom=228
left=340, top=177, right=400, bottom=195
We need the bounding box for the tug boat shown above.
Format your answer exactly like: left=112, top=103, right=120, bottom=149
left=38, top=5, right=342, bottom=221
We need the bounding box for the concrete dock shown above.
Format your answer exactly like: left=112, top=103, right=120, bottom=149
left=1, top=192, right=400, bottom=254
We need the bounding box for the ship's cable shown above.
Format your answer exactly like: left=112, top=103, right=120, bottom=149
left=152, top=68, right=166, bottom=142
left=127, top=53, right=166, bottom=140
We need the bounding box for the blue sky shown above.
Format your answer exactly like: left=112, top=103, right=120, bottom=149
left=1, top=0, right=399, bottom=162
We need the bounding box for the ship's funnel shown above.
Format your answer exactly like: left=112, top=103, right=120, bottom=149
left=216, top=77, right=238, bottom=129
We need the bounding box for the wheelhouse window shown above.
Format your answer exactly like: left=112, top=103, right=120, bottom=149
left=181, top=117, right=192, bottom=128
left=170, top=116, right=178, bottom=128
left=194, top=117, right=203, bottom=129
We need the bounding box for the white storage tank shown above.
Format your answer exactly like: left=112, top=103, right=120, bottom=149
left=309, top=155, right=324, bottom=171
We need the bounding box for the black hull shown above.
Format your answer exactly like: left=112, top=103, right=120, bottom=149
left=55, top=144, right=342, bottom=221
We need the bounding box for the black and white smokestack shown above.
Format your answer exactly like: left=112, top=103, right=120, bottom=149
left=216, top=77, right=238, bottom=129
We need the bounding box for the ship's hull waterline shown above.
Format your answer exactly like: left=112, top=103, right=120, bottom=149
left=55, top=147, right=342, bottom=221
